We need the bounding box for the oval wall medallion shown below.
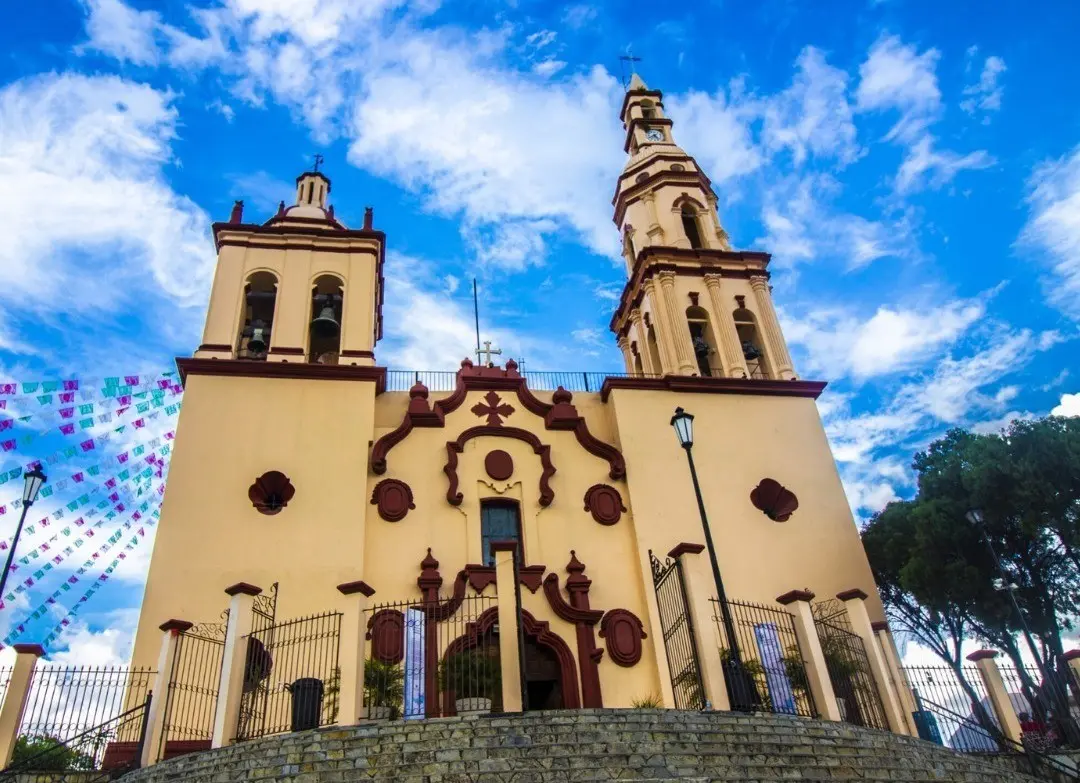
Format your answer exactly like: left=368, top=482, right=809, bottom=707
left=484, top=449, right=514, bottom=481
left=370, top=478, right=415, bottom=522
left=750, top=478, right=799, bottom=522
left=248, top=471, right=295, bottom=515
left=366, top=609, right=405, bottom=664
left=583, top=484, right=626, bottom=526
left=599, top=609, right=647, bottom=667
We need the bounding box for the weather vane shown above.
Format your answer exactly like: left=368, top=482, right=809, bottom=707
left=619, top=47, right=642, bottom=89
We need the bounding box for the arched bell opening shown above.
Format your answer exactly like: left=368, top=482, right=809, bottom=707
left=308, top=275, right=343, bottom=364
left=640, top=99, right=657, bottom=120
left=680, top=204, right=704, bottom=250
left=685, top=305, right=721, bottom=377
left=630, top=341, right=644, bottom=375
left=733, top=307, right=769, bottom=379
left=237, top=271, right=278, bottom=361
left=645, top=323, right=663, bottom=376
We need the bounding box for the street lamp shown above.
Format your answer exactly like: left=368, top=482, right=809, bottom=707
left=671, top=407, right=757, bottom=710
left=0, top=465, right=47, bottom=603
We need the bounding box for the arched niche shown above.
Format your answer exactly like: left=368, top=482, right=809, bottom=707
left=733, top=306, right=769, bottom=379
left=685, top=305, right=721, bottom=377
left=308, top=274, right=344, bottom=364
left=237, top=271, right=278, bottom=360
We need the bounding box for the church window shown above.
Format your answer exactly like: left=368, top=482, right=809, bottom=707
left=308, top=275, right=344, bottom=364
left=686, top=306, right=720, bottom=377
left=237, top=271, right=278, bottom=360
left=681, top=204, right=703, bottom=249
left=480, top=500, right=522, bottom=567
left=635, top=172, right=649, bottom=184
left=733, top=307, right=769, bottom=379
left=671, top=164, right=685, bottom=172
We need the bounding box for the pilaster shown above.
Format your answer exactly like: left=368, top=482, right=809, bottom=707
left=337, top=580, right=376, bottom=724
left=642, top=281, right=676, bottom=374
left=967, top=649, right=1023, bottom=744
left=493, top=542, right=523, bottom=713
left=836, top=590, right=909, bottom=735
left=750, top=276, right=795, bottom=380
left=776, top=590, right=841, bottom=722
left=212, top=582, right=261, bottom=747
left=616, top=336, right=634, bottom=374
left=630, top=310, right=656, bottom=375
left=657, top=270, right=696, bottom=375
left=669, top=544, right=728, bottom=711
left=703, top=274, right=747, bottom=378
left=143, top=620, right=193, bottom=766
left=0, top=644, right=44, bottom=767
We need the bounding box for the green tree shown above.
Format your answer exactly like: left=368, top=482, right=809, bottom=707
left=10, top=734, right=96, bottom=771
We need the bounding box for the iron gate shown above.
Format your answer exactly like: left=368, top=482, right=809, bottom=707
left=649, top=550, right=704, bottom=709
left=159, top=618, right=227, bottom=759
left=813, top=601, right=889, bottom=730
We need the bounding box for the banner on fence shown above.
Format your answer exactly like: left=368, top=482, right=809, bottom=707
left=755, top=622, right=798, bottom=715
left=403, top=607, right=425, bottom=719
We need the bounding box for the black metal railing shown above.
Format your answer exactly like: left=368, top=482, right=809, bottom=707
left=1, top=693, right=151, bottom=779
left=363, top=595, right=500, bottom=719
left=19, top=665, right=155, bottom=744
left=648, top=551, right=704, bottom=710
left=384, top=370, right=657, bottom=393
left=812, top=601, right=889, bottom=731
left=1000, top=663, right=1080, bottom=751
left=710, top=598, right=816, bottom=718
left=903, top=665, right=1002, bottom=751
left=159, top=619, right=227, bottom=759
left=0, top=668, right=12, bottom=713
left=235, top=611, right=342, bottom=741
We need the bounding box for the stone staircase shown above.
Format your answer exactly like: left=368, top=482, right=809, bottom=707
left=120, top=709, right=1042, bottom=782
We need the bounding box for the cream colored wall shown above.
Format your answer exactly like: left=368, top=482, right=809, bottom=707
left=129, top=374, right=378, bottom=669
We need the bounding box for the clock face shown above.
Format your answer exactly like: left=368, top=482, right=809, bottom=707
left=645, top=128, right=664, bottom=142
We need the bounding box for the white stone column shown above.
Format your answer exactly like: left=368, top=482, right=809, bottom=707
left=336, top=580, right=375, bottom=725
left=776, top=590, right=841, bottom=721
left=616, top=336, right=634, bottom=374
left=837, top=589, right=909, bottom=735
left=657, top=271, right=696, bottom=375
left=668, top=544, right=729, bottom=712
left=642, top=282, right=676, bottom=374
left=492, top=541, right=523, bottom=713
left=703, top=274, right=747, bottom=378
left=211, top=582, right=261, bottom=748
left=967, top=649, right=1023, bottom=744
left=142, top=620, right=193, bottom=766
left=630, top=310, right=656, bottom=376
left=0, top=644, right=44, bottom=767
left=750, top=276, right=795, bottom=380
left=874, top=621, right=920, bottom=736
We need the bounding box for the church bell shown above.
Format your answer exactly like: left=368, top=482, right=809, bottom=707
left=310, top=295, right=341, bottom=338
left=247, top=325, right=269, bottom=354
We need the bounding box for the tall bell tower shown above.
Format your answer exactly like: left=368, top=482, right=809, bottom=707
left=610, top=74, right=796, bottom=382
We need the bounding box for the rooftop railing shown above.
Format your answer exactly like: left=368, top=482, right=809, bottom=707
left=384, top=370, right=655, bottom=393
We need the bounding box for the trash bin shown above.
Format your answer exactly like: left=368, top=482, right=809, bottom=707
left=290, top=677, right=325, bottom=732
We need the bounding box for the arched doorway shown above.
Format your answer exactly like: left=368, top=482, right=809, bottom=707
left=523, top=636, right=563, bottom=710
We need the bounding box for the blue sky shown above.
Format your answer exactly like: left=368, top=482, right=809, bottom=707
left=0, top=0, right=1078, bottom=660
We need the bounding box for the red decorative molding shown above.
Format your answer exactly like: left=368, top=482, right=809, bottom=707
left=600, top=375, right=827, bottom=402
left=195, top=343, right=232, bottom=352
left=750, top=478, right=799, bottom=522
left=484, top=450, right=514, bottom=481
left=599, top=609, right=647, bottom=667
left=366, top=609, right=405, bottom=664
left=340, top=349, right=375, bottom=358
left=520, top=565, right=546, bottom=593
left=667, top=543, right=705, bottom=559
left=224, top=582, right=262, bottom=597
left=445, top=426, right=555, bottom=507
left=464, top=565, right=496, bottom=593
left=159, top=619, right=195, bottom=633
left=177, top=358, right=386, bottom=392
left=1064, top=650, right=1080, bottom=661
left=268, top=346, right=305, bottom=355
left=248, top=471, right=295, bottom=516
left=370, top=478, right=415, bottom=522
left=471, top=391, right=515, bottom=426
left=162, top=740, right=212, bottom=761
left=490, top=539, right=518, bottom=553
left=583, top=484, right=626, bottom=526
left=337, top=581, right=375, bottom=597
left=12, top=643, right=45, bottom=656
left=542, top=552, right=604, bottom=708
left=776, top=589, right=815, bottom=605
left=966, top=649, right=999, bottom=662
left=871, top=621, right=890, bottom=633
left=836, top=588, right=869, bottom=602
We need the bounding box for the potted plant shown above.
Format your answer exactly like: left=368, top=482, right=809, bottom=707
left=439, top=648, right=501, bottom=715
left=363, top=658, right=403, bottom=719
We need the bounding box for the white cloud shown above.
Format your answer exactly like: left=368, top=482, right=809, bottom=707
left=533, top=59, right=567, bottom=78
left=665, top=84, right=763, bottom=187
left=961, top=54, right=1006, bottom=120
left=78, top=0, right=161, bottom=65
left=561, top=5, right=598, bottom=29
left=49, top=610, right=138, bottom=665
left=895, top=135, right=994, bottom=194
left=1052, top=392, right=1080, bottom=417
left=1019, top=144, right=1080, bottom=321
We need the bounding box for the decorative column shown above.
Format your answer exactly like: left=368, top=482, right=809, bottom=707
left=142, top=620, right=193, bottom=766
left=492, top=541, right=523, bottom=713
left=657, top=270, right=696, bottom=375
left=668, top=543, right=729, bottom=711
left=337, top=580, right=376, bottom=725
left=0, top=644, right=44, bottom=767
left=211, top=582, right=261, bottom=748
left=775, top=590, right=841, bottom=721
left=630, top=310, right=656, bottom=375
left=874, top=621, right=919, bottom=736
left=563, top=553, right=603, bottom=708
left=836, top=589, right=909, bottom=735
left=703, top=274, right=747, bottom=378
left=749, top=276, right=795, bottom=380
left=967, top=650, right=1023, bottom=744
left=643, top=192, right=664, bottom=245
left=705, top=197, right=732, bottom=251
left=641, top=283, right=676, bottom=374
left=616, top=335, right=634, bottom=374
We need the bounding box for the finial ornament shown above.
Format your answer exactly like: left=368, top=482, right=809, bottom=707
left=312, top=153, right=324, bottom=172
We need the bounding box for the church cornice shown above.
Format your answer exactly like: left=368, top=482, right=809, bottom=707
left=616, top=153, right=705, bottom=193
left=599, top=375, right=828, bottom=402
left=175, top=357, right=387, bottom=392
left=619, top=88, right=664, bottom=122
left=613, top=170, right=717, bottom=226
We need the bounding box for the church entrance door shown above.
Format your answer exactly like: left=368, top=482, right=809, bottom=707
left=522, top=637, right=563, bottom=710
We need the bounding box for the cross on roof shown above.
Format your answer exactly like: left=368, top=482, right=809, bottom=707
left=477, top=340, right=502, bottom=367
left=619, top=48, right=642, bottom=89
left=312, top=153, right=324, bottom=172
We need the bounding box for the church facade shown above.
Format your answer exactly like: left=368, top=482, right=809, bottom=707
left=129, top=76, right=891, bottom=724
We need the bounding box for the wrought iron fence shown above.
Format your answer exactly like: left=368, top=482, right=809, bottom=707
left=812, top=601, right=889, bottom=731
left=235, top=611, right=342, bottom=741
left=709, top=598, right=816, bottom=718
left=1000, top=663, right=1080, bottom=751
left=159, top=618, right=227, bottom=759
left=0, top=667, right=12, bottom=713
left=19, top=665, right=155, bottom=744
left=384, top=370, right=657, bottom=393
left=363, top=595, right=499, bottom=719
left=648, top=551, right=704, bottom=710
left=0, top=694, right=151, bottom=779
left=903, top=665, right=1002, bottom=752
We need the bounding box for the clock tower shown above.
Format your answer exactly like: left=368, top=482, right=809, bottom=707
left=610, top=74, right=796, bottom=383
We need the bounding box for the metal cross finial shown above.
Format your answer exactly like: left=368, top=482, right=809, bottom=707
left=312, top=153, right=324, bottom=172
left=619, top=47, right=642, bottom=89
left=477, top=340, right=503, bottom=367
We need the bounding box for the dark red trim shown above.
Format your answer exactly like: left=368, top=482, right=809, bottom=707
left=12, top=643, right=45, bottom=656
left=224, top=582, right=262, bottom=597
left=337, top=581, right=375, bottom=597
left=370, top=478, right=415, bottom=522
left=966, top=649, right=999, bottom=662
left=519, top=565, right=545, bottom=593
left=776, top=590, right=815, bottom=605
left=162, top=740, right=212, bottom=760
left=340, top=350, right=375, bottom=358
left=614, top=169, right=715, bottom=221
left=583, top=484, right=626, bottom=526
left=490, top=540, right=519, bottom=553
left=177, top=357, right=386, bottom=393
left=1065, top=650, right=1080, bottom=662
left=542, top=553, right=604, bottom=708
left=871, top=621, right=890, bottom=633
left=445, top=426, right=555, bottom=507
left=465, top=565, right=496, bottom=593
left=667, top=543, right=705, bottom=559
left=268, top=347, right=305, bottom=355
left=619, top=88, right=664, bottom=121
left=600, top=375, right=827, bottom=402
left=599, top=609, right=647, bottom=667
left=195, top=343, right=232, bottom=352
left=158, top=619, right=194, bottom=633
left=836, top=588, right=869, bottom=602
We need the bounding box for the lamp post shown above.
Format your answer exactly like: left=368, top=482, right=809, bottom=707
left=0, top=465, right=47, bottom=603
left=671, top=407, right=757, bottom=710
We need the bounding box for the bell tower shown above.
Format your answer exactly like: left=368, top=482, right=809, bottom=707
left=610, top=75, right=796, bottom=381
